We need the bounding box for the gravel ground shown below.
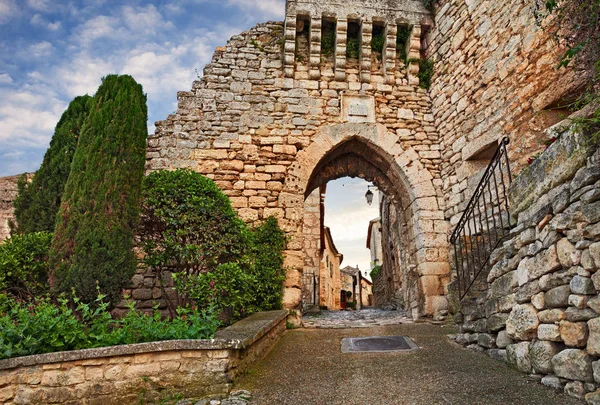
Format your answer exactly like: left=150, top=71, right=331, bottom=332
left=235, top=322, right=582, bottom=405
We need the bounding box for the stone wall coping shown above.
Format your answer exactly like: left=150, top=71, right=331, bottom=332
left=0, top=309, right=288, bottom=371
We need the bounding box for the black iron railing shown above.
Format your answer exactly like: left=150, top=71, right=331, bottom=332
left=450, top=137, right=513, bottom=301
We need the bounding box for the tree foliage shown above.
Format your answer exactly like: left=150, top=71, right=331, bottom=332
left=0, top=232, right=52, bottom=300
left=11, top=96, right=93, bottom=235
left=140, top=169, right=286, bottom=324
left=50, top=75, right=148, bottom=305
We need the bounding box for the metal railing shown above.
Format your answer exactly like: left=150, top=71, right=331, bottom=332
left=450, top=137, right=513, bottom=301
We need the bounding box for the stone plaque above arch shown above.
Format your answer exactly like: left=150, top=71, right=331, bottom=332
left=341, top=94, right=375, bottom=123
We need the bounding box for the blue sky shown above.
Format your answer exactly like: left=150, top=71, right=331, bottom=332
left=0, top=0, right=285, bottom=176
left=0, top=0, right=378, bottom=272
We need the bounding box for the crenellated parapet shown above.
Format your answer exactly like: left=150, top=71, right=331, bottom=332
left=283, top=0, right=432, bottom=84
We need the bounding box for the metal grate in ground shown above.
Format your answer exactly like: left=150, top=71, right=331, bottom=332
left=341, top=336, right=419, bottom=353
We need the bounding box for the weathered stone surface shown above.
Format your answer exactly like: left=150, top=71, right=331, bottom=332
left=588, top=318, right=600, bottom=356
left=487, top=349, right=507, bottom=362
left=545, top=285, right=571, bottom=308
left=538, top=309, right=566, bottom=323
left=571, top=276, right=596, bottom=295
left=496, top=330, right=513, bottom=349
left=591, top=243, right=600, bottom=268
left=593, top=360, right=600, bottom=384
left=569, top=294, right=588, bottom=309
left=506, top=304, right=539, bottom=340
left=589, top=296, right=600, bottom=314
left=541, top=375, right=565, bottom=390
left=560, top=321, right=588, bottom=347
left=478, top=333, right=496, bottom=349
left=507, top=342, right=532, bottom=373
left=530, top=340, right=562, bottom=374
left=593, top=271, right=600, bottom=292
left=487, top=313, right=508, bottom=332
left=531, top=292, right=545, bottom=310
left=552, top=349, right=594, bottom=382
left=540, top=270, right=575, bottom=291
left=538, top=324, right=561, bottom=342
left=515, top=246, right=561, bottom=285
left=564, top=380, right=586, bottom=400
left=557, top=238, right=578, bottom=268
left=565, top=308, right=597, bottom=322
left=586, top=390, right=600, bottom=405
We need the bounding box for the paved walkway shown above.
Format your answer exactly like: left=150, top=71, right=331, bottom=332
left=235, top=310, right=581, bottom=405
left=302, top=309, right=412, bottom=329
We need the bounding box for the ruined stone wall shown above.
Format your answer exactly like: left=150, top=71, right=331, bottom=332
left=452, top=133, right=600, bottom=402
left=148, top=7, right=450, bottom=316
left=0, top=175, right=29, bottom=242
left=427, top=0, right=585, bottom=225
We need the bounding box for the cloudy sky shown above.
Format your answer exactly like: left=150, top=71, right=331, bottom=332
left=0, top=0, right=378, bottom=272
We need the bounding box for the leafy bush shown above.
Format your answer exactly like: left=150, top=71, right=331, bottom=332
left=0, top=232, right=52, bottom=299
left=371, top=33, right=385, bottom=55
left=346, top=302, right=356, bottom=309
left=409, top=58, right=434, bottom=89
left=396, top=26, right=411, bottom=63
left=12, top=96, right=93, bottom=235
left=0, top=294, right=219, bottom=360
left=346, top=37, right=360, bottom=59
left=321, top=30, right=336, bottom=57
left=139, top=169, right=248, bottom=278
left=422, top=0, right=437, bottom=12
left=140, top=170, right=286, bottom=324
left=50, top=75, right=148, bottom=306
left=370, top=265, right=381, bottom=279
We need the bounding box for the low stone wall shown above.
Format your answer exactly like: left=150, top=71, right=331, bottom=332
left=0, top=310, right=287, bottom=405
left=452, top=132, right=600, bottom=403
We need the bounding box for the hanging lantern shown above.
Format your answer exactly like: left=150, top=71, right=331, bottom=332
left=365, top=188, right=374, bottom=205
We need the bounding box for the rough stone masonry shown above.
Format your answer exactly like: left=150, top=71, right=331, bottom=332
left=144, top=0, right=582, bottom=319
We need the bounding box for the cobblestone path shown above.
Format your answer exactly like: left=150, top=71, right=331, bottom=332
left=235, top=310, right=582, bottom=405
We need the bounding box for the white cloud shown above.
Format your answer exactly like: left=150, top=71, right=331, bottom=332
left=0, top=73, right=12, bottom=84
left=30, top=13, right=62, bottom=30
left=0, top=0, right=17, bottom=24
left=227, top=0, right=284, bottom=19
left=28, top=41, right=54, bottom=57
left=27, top=0, right=50, bottom=11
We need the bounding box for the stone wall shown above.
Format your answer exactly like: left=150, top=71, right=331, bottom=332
left=0, top=310, right=287, bottom=405
left=0, top=175, right=30, bottom=242
left=427, top=0, right=586, bottom=226
left=147, top=4, right=451, bottom=316
left=452, top=132, right=600, bottom=403
left=319, top=226, right=342, bottom=310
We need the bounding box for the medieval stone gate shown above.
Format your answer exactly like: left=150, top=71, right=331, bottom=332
left=146, top=0, right=450, bottom=318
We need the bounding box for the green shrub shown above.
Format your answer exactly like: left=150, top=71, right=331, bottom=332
left=12, top=96, right=93, bottom=235
left=371, top=33, right=385, bottom=55
left=370, top=265, right=381, bottom=279
left=346, top=302, right=356, bottom=309
left=346, top=37, right=360, bottom=59
left=0, top=293, right=219, bottom=360
left=139, top=169, right=248, bottom=278
left=0, top=232, right=52, bottom=299
left=396, top=26, right=411, bottom=63
left=409, top=58, right=434, bottom=89
left=422, top=0, right=436, bottom=12
left=321, top=30, right=336, bottom=57
left=139, top=170, right=286, bottom=324
left=50, top=75, right=148, bottom=306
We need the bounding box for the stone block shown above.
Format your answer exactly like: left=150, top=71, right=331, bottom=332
left=538, top=324, right=561, bottom=342
left=507, top=342, right=532, bottom=373
left=531, top=340, right=562, bottom=374
left=545, top=285, right=571, bottom=308
left=541, top=375, right=565, bottom=390
left=586, top=390, right=600, bottom=405
left=589, top=296, right=600, bottom=314
left=532, top=292, right=545, bottom=310
left=571, top=275, right=596, bottom=295
left=588, top=318, right=600, bottom=356
left=496, top=330, right=514, bottom=349
left=560, top=321, right=589, bottom=347
left=506, top=304, right=539, bottom=340
left=594, top=360, right=600, bottom=384
left=591, top=243, right=600, bottom=268
left=564, top=380, right=586, bottom=400
left=569, top=294, right=589, bottom=309
left=566, top=307, right=597, bottom=322
left=557, top=238, right=578, bottom=268
left=487, top=313, right=509, bottom=332
left=488, top=349, right=507, bottom=362
left=478, top=334, right=496, bottom=349
left=552, top=349, right=594, bottom=382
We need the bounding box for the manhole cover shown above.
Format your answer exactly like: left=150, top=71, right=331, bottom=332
left=341, top=336, right=419, bottom=353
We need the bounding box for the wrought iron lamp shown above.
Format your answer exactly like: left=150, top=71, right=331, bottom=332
left=365, top=185, right=375, bottom=205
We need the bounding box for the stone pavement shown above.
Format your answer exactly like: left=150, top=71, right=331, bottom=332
left=302, top=309, right=412, bottom=329
left=234, top=310, right=582, bottom=405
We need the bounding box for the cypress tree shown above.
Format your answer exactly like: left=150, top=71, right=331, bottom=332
left=50, top=75, right=148, bottom=305
left=12, top=96, right=93, bottom=234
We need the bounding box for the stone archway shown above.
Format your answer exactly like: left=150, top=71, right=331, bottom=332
left=278, top=123, right=450, bottom=318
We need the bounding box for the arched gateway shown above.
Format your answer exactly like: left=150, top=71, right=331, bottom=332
left=146, top=0, right=450, bottom=317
